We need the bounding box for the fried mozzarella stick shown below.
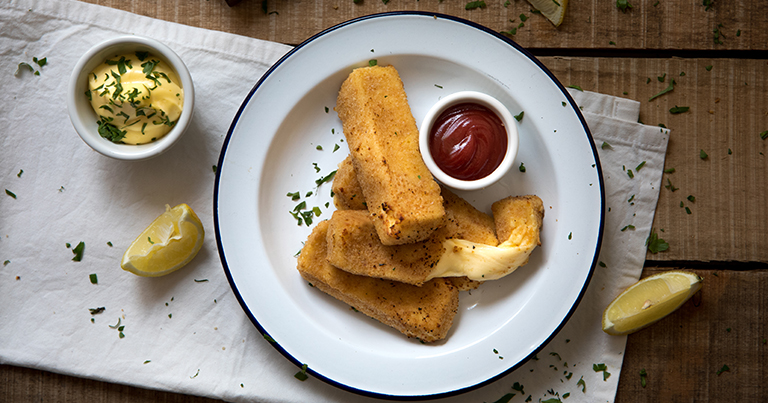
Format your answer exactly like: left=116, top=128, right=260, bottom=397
left=326, top=187, right=499, bottom=287
left=427, top=195, right=544, bottom=281
left=297, top=221, right=459, bottom=342
left=335, top=65, right=445, bottom=245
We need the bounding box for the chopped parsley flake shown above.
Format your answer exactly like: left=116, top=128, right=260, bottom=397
left=73, top=242, right=85, bottom=262
left=617, top=0, right=633, bottom=12
left=640, top=368, right=648, bottom=387
left=514, top=111, right=524, bottom=122
left=716, top=364, right=730, bottom=375
left=593, top=363, right=611, bottom=381
left=601, top=141, right=612, bottom=150
left=89, top=307, right=105, bottom=315
left=646, top=228, right=669, bottom=253
left=294, top=364, right=309, bottom=381
left=700, top=149, right=708, bottom=159
left=368, top=59, right=377, bottom=67
left=577, top=376, right=586, bottom=392
left=465, top=1, right=486, bottom=10
left=567, top=85, right=583, bottom=91
left=89, top=273, right=97, bottom=284
left=519, top=162, right=526, bottom=172
left=669, top=105, right=690, bottom=114
left=5, top=189, right=16, bottom=199
left=315, top=170, right=337, bottom=186
left=17, top=169, right=23, bottom=178
left=649, top=79, right=676, bottom=101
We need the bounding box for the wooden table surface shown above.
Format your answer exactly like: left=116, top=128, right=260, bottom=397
left=3, top=1, right=766, bottom=402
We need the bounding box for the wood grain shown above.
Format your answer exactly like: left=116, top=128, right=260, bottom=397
left=615, top=267, right=768, bottom=402
left=78, top=0, right=768, bottom=50
left=539, top=56, right=768, bottom=262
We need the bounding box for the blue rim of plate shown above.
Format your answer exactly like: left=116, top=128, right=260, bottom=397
left=214, top=11, right=605, bottom=401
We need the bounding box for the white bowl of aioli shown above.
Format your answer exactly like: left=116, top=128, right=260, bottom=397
left=419, top=91, right=519, bottom=191
left=67, top=36, right=194, bottom=160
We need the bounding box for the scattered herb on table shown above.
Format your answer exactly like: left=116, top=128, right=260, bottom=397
left=89, top=307, right=105, bottom=315
left=658, top=73, right=667, bottom=82
left=598, top=261, right=607, bottom=267
left=601, top=141, right=612, bottom=150
left=294, top=363, right=309, bottom=381
left=649, top=79, right=676, bottom=101
left=627, top=169, right=634, bottom=179
left=577, top=376, right=586, bottom=393
left=190, top=368, right=200, bottom=379
left=3, top=260, right=9, bottom=266
left=368, top=59, right=377, bottom=67
left=646, top=228, right=669, bottom=253
left=670, top=105, right=690, bottom=114
left=700, top=149, right=708, bottom=159
left=514, top=111, right=524, bottom=122
left=593, top=363, right=611, bottom=381
left=705, top=65, right=713, bottom=71
left=717, top=364, right=730, bottom=375
left=17, top=169, right=23, bottom=178
left=616, top=0, right=633, bottom=12
left=665, top=178, right=678, bottom=192
left=621, top=224, right=636, bottom=231
left=465, top=1, right=486, bottom=10
left=72, top=242, right=85, bottom=262
left=760, top=130, right=768, bottom=140
left=212, top=165, right=217, bottom=173
left=568, top=232, right=572, bottom=240
left=5, top=189, right=16, bottom=199
left=640, top=368, right=648, bottom=387
left=89, top=273, right=98, bottom=284
left=194, top=279, right=209, bottom=283
left=687, top=195, right=696, bottom=202
left=713, top=23, right=725, bottom=45
left=664, top=167, right=676, bottom=173
left=635, top=161, right=646, bottom=171
left=567, top=85, right=583, bottom=91
left=519, top=162, right=526, bottom=172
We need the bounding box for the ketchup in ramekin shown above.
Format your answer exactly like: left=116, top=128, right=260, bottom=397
left=428, top=102, right=507, bottom=181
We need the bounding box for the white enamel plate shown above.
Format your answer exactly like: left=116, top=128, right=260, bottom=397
left=215, top=12, right=604, bottom=400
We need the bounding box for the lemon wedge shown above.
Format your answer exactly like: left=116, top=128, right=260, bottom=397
left=526, top=0, right=569, bottom=27
left=602, top=270, right=702, bottom=336
left=121, top=204, right=204, bottom=277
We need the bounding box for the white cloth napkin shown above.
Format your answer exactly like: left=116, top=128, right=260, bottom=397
left=0, top=1, right=670, bottom=402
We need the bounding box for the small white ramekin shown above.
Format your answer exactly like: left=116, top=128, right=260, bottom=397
left=419, top=91, right=519, bottom=191
left=67, top=36, right=194, bottom=161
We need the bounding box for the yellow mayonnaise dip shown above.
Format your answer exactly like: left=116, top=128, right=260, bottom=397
left=86, top=52, right=183, bottom=144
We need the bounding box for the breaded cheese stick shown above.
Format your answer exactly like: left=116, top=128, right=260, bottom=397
left=426, top=195, right=544, bottom=281
left=336, top=65, right=444, bottom=245
left=325, top=187, right=498, bottom=287
left=332, top=155, right=367, bottom=211
left=297, top=220, right=459, bottom=342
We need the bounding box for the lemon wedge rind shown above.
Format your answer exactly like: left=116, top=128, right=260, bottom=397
left=526, top=0, right=569, bottom=27
left=602, top=270, right=702, bottom=336
left=121, top=204, right=205, bottom=277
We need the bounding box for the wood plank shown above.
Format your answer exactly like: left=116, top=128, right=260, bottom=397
left=77, top=0, right=768, bottom=50
left=615, top=267, right=768, bottom=402
left=540, top=56, right=768, bottom=262
left=0, top=364, right=219, bottom=403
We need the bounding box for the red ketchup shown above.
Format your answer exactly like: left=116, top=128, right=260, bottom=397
left=428, top=102, right=507, bottom=181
